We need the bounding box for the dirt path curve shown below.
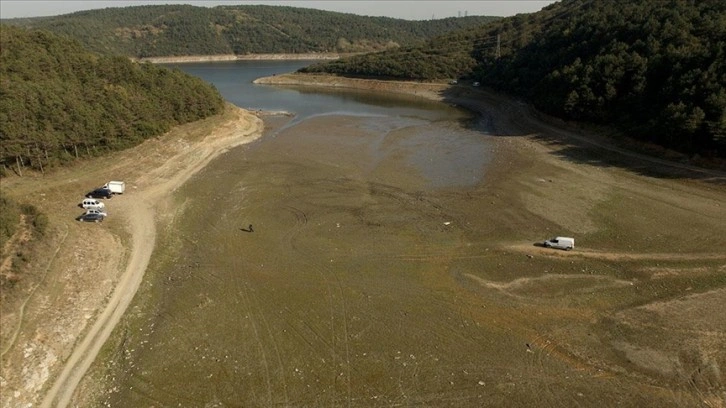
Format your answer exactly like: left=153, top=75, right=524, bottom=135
left=39, top=107, right=264, bottom=408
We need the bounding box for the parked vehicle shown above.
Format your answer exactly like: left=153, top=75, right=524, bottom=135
left=80, top=198, right=106, bottom=210
left=543, top=236, right=574, bottom=250
left=85, top=208, right=108, bottom=217
left=86, top=187, right=113, bottom=199
left=104, top=180, right=125, bottom=194
left=77, top=212, right=105, bottom=223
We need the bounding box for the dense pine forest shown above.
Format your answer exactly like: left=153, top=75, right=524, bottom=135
left=3, top=5, right=499, bottom=57
left=302, top=0, right=726, bottom=158
left=0, top=25, right=225, bottom=176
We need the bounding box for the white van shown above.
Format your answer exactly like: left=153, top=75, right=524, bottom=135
left=81, top=198, right=106, bottom=210
left=543, top=236, right=574, bottom=250
left=104, top=181, right=125, bottom=194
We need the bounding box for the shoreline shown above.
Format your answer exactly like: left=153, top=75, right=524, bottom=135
left=137, top=53, right=347, bottom=64
left=258, top=73, right=726, bottom=178
left=253, top=72, right=450, bottom=101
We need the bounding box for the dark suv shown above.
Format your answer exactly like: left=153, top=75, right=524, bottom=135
left=77, top=212, right=105, bottom=223
left=86, top=187, right=113, bottom=199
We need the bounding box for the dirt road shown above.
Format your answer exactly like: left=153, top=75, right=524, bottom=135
left=1, top=105, right=263, bottom=407
left=43, top=106, right=264, bottom=407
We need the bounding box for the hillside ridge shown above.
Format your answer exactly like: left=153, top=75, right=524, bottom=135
left=3, top=5, right=500, bottom=57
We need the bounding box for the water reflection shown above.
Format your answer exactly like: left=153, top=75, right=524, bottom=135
left=168, top=61, right=491, bottom=188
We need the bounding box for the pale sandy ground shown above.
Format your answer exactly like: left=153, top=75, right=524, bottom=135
left=2, top=74, right=725, bottom=407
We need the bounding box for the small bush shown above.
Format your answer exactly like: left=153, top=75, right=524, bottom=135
left=0, top=193, right=21, bottom=245
left=2, top=272, right=22, bottom=289
left=20, top=203, right=39, bottom=217
left=32, top=213, right=49, bottom=236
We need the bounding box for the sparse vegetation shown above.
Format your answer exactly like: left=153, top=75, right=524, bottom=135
left=0, top=192, right=21, bottom=246
left=20, top=203, right=48, bottom=236
left=0, top=193, right=46, bottom=288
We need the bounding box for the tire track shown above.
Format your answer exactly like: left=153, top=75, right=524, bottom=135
left=235, top=277, right=274, bottom=405
left=241, top=277, right=291, bottom=406
left=328, top=264, right=352, bottom=407
left=276, top=203, right=355, bottom=404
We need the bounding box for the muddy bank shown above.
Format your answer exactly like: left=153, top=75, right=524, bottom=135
left=254, top=72, right=450, bottom=101
left=260, top=73, right=726, bottom=179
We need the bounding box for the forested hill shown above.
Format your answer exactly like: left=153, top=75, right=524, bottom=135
left=2, top=5, right=499, bottom=58
left=0, top=25, right=225, bottom=175
left=301, top=0, right=726, bottom=158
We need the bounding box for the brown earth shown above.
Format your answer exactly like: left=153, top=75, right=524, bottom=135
left=1, top=73, right=725, bottom=407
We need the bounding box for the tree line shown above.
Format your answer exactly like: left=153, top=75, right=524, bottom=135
left=0, top=25, right=225, bottom=175
left=302, top=0, right=726, bottom=158
left=3, top=5, right=499, bottom=58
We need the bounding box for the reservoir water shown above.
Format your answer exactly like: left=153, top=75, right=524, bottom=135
left=102, top=60, right=502, bottom=406
left=166, top=60, right=492, bottom=189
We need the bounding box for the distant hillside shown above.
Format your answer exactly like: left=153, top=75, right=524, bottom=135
left=299, top=28, right=483, bottom=81
left=0, top=25, right=225, bottom=175
left=301, top=0, right=726, bottom=158
left=3, top=5, right=500, bottom=58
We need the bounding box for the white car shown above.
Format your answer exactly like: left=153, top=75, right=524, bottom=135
left=80, top=198, right=106, bottom=210
left=543, top=236, right=574, bottom=250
